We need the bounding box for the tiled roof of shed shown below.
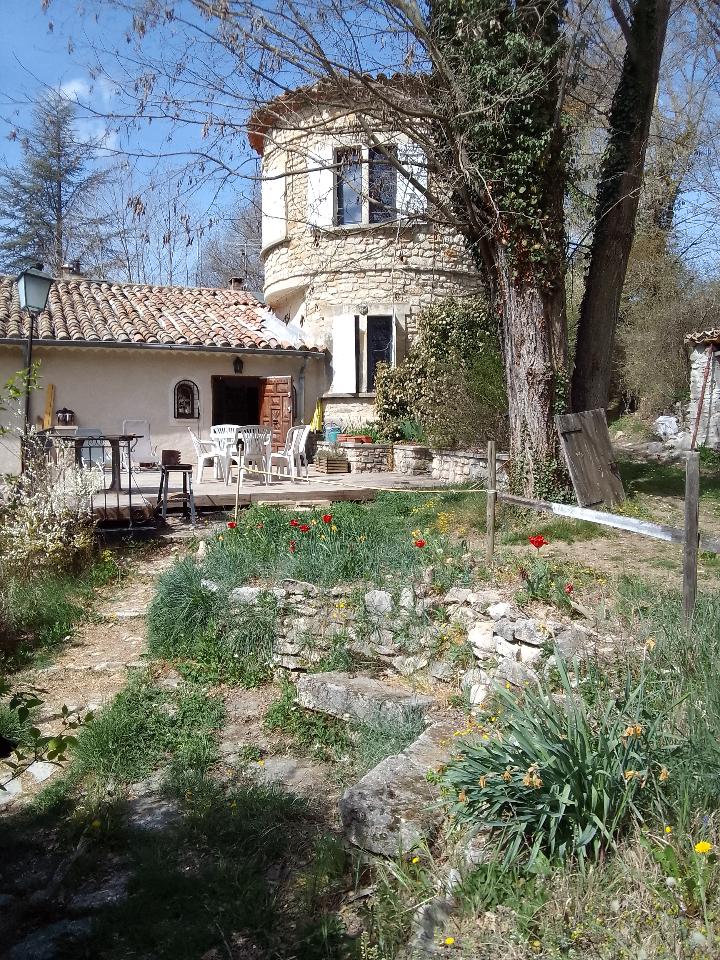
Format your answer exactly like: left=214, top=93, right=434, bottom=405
left=0, top=276, right=318, bottom=353
left=685, top=328, right=720, bottom=346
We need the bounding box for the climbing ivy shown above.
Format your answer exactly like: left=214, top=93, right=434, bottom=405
left=430, top=0, right=568, bottom=287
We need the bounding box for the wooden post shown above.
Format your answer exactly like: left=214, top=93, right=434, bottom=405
left=683, top=451, right=700, bottom=623
left=486, top=440, right=497, bottom=564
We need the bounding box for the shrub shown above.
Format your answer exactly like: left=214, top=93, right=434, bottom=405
left=0, top=437, right=101, bottom=579
left=443, top=661, right=669, bottom=866
left=375, top=297, right=507, bottom=448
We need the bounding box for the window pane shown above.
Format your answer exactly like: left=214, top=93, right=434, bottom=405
left=367, top=315, right=393, bottom=391
left=336, top=147, right=363, bottom=225
left=369, top=147, right=397, bottom=223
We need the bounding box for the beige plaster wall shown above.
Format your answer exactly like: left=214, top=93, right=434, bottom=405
left=0, top=344, right=326, bottom=475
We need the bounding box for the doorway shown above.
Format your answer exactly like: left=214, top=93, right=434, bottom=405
left=211, top=375, right=293, bottom=451
left=211, top=376, right=260, bottom=426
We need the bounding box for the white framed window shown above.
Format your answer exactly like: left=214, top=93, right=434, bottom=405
left=307, top=140, right=427, bottom=229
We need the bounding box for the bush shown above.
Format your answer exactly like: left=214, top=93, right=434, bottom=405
left=375, top=297, right=507, bottom=448
left=443, top=661, right=668, bottom=866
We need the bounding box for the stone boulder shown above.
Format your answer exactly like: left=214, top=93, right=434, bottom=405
left=296, top=672, right=433, bottom=724
left=340, top=720, right=455, bottom=855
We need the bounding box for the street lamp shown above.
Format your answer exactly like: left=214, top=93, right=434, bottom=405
left=17, top=264, right=53, bottom=463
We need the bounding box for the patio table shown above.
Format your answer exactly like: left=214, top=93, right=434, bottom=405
left=104, top=435, right=142, bottom=493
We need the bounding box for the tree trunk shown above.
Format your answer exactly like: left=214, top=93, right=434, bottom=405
left=571, top=0, right=671, bottom=413
left=494, top=247, right=565, bottom=498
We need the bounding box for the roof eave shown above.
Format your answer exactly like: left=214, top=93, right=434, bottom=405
left=0, top=337, right=325, bottom=358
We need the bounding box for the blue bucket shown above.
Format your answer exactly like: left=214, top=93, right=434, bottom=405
left=325, top=426, right=340, bottom=443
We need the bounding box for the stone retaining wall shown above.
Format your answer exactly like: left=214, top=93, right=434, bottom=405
left=393, top=444, right=509, bottom=487
left=315, top=441, right=393, bottom=473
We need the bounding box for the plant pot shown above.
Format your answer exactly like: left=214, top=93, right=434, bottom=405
left=316, top=455, right=350, bottom=474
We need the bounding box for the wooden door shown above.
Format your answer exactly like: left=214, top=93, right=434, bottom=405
left=258, top=377, right=293, bottom=451
left=556, top=409, right=625, bottom=508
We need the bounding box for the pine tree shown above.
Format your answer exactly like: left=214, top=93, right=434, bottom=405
left=0, top=91, right=115, bottom=275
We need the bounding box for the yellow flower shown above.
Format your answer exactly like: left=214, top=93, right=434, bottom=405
left=90, top=818, right=102, bottom=829
left=665, top=825, right=672, bottom=834
left=624, top=769, right=636, bottom=781
left=478, top=775, right=487, bottom=789
left=634, top=724, right=644, bottom=737
left=659, top=767, right=669, bottom=783
left=502, top=768, right=512, bottom=783
left=218, top=535, right=224, bottom=541
left=458, top=790, right=467, bottom=802
left=695, top=841, right=713, bottom=855
left=311, top=519, right=318, bottom=526
left=444, top=937, right=455, bottom=946
left=645, top=637, right=656, bottom=651
left=256, top=759, right=265, bottom=766
left=331, top=524, right=338, bottom=532
left=412, top=856, right=420, bottom=864
left=412, top=529, right=422, bottom=538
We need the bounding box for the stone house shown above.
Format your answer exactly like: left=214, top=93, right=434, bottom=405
left=248, top=85, right=484, bottom=425
left=0, top=271, right=323, bottom=474
left=685, top=327, right=720, bottom=449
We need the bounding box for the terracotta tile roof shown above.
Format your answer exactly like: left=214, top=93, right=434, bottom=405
left=0, top=276, right=319, bottom=353
left=685, top=328, right=720, bottom=346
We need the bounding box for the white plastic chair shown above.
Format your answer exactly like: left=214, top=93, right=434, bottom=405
left=188, top=428, right=224, bottom=483
left=231, top=426, right=272, bottom=487
left=121, top=419, right=159, bottom=468
left=270, top=425, right=311, bottom=482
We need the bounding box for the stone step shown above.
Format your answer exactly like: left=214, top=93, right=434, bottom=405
left=340, top=720, right=455, bottom=856
left=296, top=672, right=433, bottom=724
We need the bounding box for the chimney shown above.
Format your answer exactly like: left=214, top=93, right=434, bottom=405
left=229, top=277, right=245, bottom=291
left=60, top=260, right=84, bottom=279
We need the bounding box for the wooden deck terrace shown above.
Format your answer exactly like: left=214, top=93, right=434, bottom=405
left=92, top=466, right=442, bottom=525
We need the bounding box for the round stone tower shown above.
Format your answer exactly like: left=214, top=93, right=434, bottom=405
left=249, top=86, right=483, bottom=424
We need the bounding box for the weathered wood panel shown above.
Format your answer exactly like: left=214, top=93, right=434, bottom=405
left=556, top=409, right=625, bottom=507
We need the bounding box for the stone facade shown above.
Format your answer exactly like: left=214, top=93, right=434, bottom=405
left=250, top=97, right=484, bottom=422
left=688, top=343, right=720, bottom=449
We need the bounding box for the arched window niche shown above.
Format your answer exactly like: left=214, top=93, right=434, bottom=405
left=174, top=379, right=199, bottom=419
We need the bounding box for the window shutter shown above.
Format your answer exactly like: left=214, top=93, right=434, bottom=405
left=307, top=141, right=335, bottom=227
left=261, top=158, right=287, bottom=250
left=397, top=142, right=427, bottom=217
left=330, top=315, right=357, bottom=393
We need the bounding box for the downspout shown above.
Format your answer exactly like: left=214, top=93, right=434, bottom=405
left=297, top=358, right=307, bottom=423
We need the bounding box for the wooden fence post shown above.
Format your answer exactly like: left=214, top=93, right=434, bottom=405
left=486, top=440, right=497, bottom=564
left=683, top=451, right=700, bottom=624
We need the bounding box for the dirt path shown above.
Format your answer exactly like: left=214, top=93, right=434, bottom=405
left=5, top=543, right=179, bottom=805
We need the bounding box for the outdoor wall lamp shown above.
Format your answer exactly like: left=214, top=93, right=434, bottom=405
left=233, top=356, right=244, bottom=374
left=17, top=264, right=54, bottom=468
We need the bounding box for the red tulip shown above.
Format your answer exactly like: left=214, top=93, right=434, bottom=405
left=322, top=514, right=333, bottom=524
left=564, top=583, right=574, bottom=594
left=414, top=539, right=426, bottom=548
left=289, top=519, right=300, bottom=527
left=528, top=534, right=548, bottom=550
left=299, top=524, right=311, bottom=533
left=227, top=521, right=237, bottom=529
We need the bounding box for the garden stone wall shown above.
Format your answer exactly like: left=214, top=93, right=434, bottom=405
left=315, top=441, right=393, bottom=473
left=226, top=578, right=609, bottom=686
left=393, top=445, right=510, bottom=487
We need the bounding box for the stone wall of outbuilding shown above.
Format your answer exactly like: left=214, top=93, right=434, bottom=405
left=688, top=344, right=720, bottom=449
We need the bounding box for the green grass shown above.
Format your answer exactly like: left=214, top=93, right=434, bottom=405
left=0, top=548, right=124, bottom=670
left=148, top=561, right=277, bottom=686
left=619, top=458, right=720, bottom=503
left=353, top=707, right=426, bottom=776
left=264, top=680, right=353, bottom=763
left=73, top=673, right=224, bottom=786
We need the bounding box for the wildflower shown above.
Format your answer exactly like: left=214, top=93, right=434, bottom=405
left=659, top=767, right=670, bottom=783
left=528, top=534, right=548, bottom=550
left=502, top=768, right=512, bottom=783
left=694, top=841, right=713, bottom=855
left=218, top=535, right=224, bottom=541
left=311, top=519, right=317, bottom=526
left=412, top=856, right=420, bottom=864
left=90, top=818, right=102, bottom=829
left=634, top=724, right=643, bottom=736
left=522, top=764, right=543, bottom=789
left=624, top=769, right=636, bottom=781
left=458, top=790, right=467, bottom=802
left=331, top=524, right=338, bottom=532
left=256, top=759, right=265, bottom=766
left=414, top=539, right=426, bottom=548
left=645, top=637, right=656, bottom=651
left=227, top=520, right=237, bottom=529
left=412, top=529, right=422, bottom=538
left=665, top=825, right=673, bottom=834
left=322, top=513, right=332, bottom=523
left=290, top=519, right=300, bottom=527
left=444, top=937, right=455, bottom=946
left=357, top=535, right=366, bottom=543
left=564, top=582, right=574, bottom=594
left=256, top=522, right=264, bottom=528
left=478, top=775, right=487, bottom=789
left=289, top=540, right=297, bottom=553
left=299, top=524, right=311, bottom=533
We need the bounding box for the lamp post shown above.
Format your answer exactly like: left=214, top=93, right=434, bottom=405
left=17, top=264, right=53, bottom=467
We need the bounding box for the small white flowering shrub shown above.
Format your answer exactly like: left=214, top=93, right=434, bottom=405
left=0, top=437, right=103, bottom=579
